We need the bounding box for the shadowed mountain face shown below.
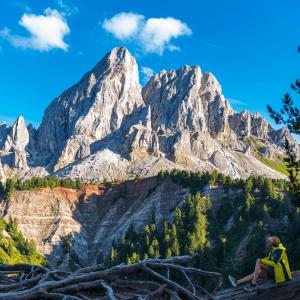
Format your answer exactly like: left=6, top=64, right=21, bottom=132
left=0, top=46, right=298, bottom=182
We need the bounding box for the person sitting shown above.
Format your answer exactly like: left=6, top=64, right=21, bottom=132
left=228, top=236, right=292, bottom=292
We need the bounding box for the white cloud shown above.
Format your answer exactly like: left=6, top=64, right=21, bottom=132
left=58, top=0, right=79, bottom=16
left=102, top=12, right=143, bottom=40
left=102, top=13, right=192, bottom=55
left=226, top=98, right=247, bottom=106
left=0, top=8, right=70, bottom=51
left=139, top=17, right=192, bottom=55
left=141, top=66, right=155, bottom=83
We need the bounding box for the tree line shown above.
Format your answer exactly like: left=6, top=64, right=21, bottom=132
left=0, top=176, right=83, bottom=199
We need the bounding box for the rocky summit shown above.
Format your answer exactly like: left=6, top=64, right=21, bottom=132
left=0, top=46, right=298, bottom=182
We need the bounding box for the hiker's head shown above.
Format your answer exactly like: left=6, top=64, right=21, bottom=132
left=268, top=236, right=280, bottom=247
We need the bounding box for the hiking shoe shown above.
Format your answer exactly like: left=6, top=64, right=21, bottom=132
left=228, top=275, right=238, bottom=288
left=244, top=283, right=258, bottom=292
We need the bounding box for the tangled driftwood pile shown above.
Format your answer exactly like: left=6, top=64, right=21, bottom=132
left=0, top=254, right=224, bottom=300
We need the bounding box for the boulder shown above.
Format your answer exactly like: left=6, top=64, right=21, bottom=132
left=258, top=146, right=274, bottom=159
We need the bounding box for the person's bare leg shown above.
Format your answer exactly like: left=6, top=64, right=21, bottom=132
left=252, top=259, right=262, bottom=284
left=237, top=273, right=254, bottom=285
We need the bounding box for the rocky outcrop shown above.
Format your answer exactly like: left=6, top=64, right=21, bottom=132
left=2, top=116, right=29, bottom=152
left=258, top=146, right=274, bottom=159
left=229, top=110, right=274, bottom=141
left=0, top=117, right=29, bottom=171
left=53, top=135, right=94, bottom=172
left=244, top=143, right=251, bottom=156
left=269, top=127, right=300, bottom=157
left=142, top=66, right=235, bottom=138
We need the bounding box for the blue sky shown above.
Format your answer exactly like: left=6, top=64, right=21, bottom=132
left=0, top=0, right=299, bottom=141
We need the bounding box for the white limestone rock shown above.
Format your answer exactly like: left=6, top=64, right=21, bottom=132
left=142, top=65, right=206, bottom=132
left=90, top=105, right=153, bottom=156
left=269, top=127, right=300, bottom=158
left=258, top=146, right=274, bottom=159
left=53, top=149, right=128, bottom=182
left=37, top=47, right=144, bottom=164
left=3, top=116, right=29, bottom=152
left=53, top=135, right=94, bottom=172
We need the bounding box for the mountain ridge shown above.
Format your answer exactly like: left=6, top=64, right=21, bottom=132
left=0, top=46, right=298, bottom=183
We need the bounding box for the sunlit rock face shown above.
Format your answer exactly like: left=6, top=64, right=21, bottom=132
left=142, top=66, right=235, bottom=138
left=36, top=47, right=144, bottom=169
left=0, top=46, right=298, bottom=182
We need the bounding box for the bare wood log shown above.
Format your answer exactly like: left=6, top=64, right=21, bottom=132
left=99, top=280, right=117, bottom=300
left=142, top=265, right=203, bottom=300
left=147, top=262, right=222, bottom=280
left=0, top=273, right=43, bottom=292
left=45, top=260, right=54, bottom=270
left=76, top=292, right=91, bottom=300
left=72, top=264, right=105, bottom=275
left=144, top=284, right=167, bottom=299
left=20, top=273, right=26, bottom=282
left=39, top=291, right=81, bottom=300
left=0, top=263, right=49, bottom=274
left=51, top=279, right=109, bottom=294
left=144, top=253, right=199, bottom=265
left=181, top=269, right=196, bottom=295
left=25, top=265, right=35, bottom=280
left=0, top=276, right=16, bottom=283
left=164, top=288, right=183, bottom=300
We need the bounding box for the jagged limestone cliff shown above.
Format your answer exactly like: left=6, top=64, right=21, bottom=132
left=0, top=47, right=298, bottom=183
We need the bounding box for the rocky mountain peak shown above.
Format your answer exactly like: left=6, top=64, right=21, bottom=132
left=142, top=65, right=203, bottom=132
left=3, top=116, right=29, bottom=152
left=36, top=47, right=144, bottom=170
left=199, top=72, right=222, bottom=100
left=253, top=112, right=261, bottom=118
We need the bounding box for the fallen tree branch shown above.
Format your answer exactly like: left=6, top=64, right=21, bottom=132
left=0, top=254, right=222, bottom=299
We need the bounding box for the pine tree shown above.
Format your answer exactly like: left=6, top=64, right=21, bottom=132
left=148, top=245, right=155, bottom=258
left=166, top=248, right=172, bottom=258
left=8, top=240, right=13, bottom=256
left=170, top=224, right=180, bottom=256
left=44, top=178, right=49, bottom=188
left=151, top=238, right=160, bottom=259
left=131, top=252, right=137, bottom=264
left=76, top=178, right=81, bottom=190
left=205, top=194, right=212, bottom=211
